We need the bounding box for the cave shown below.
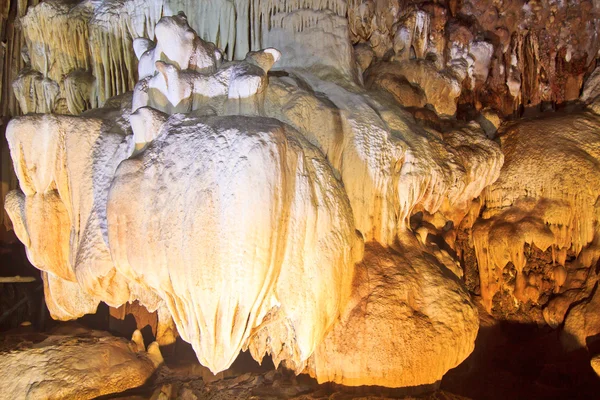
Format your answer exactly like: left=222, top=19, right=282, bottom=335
left=1, top=0, right=600, bottom=399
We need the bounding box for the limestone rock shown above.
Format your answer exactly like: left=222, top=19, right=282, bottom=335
left=6, top=0, right=600, bottom=117
left=12, top=0, right=355, bottom=112
left=15, top=0, right=93, bottom=114
left=2, top=10, right=502, bottom=389
left=265, top=74, right=502, bottom=245
left=365, top=60, right=463, bottom=116
left=262, top=8, right=356, bottom=79
left=543, top=288, right=592, bottom=329
left=0, top=330, right=161, bottom=399
left=591, top=354, right=600, bottom=377
left=353, top=43, right=375, bottom=75
left=347, top=0, right=600, bottom=116
left=306, top=239, right=479, bottom=388
left=12, top=69, right=61, bottom=114
left=131, top=14, right=281, bottom=115
left=64, top=70, right=97, bottom=114
left=477, top=108, right=502, bottom=138
left=472, top=110, right=600, bottom=313
left=135, top=12, right=223, bottom=80
left=582, top=66, right=600, bottom=103
left=562, top=282, right=600, bottom=351
left=582, top=65, right=600, bottom=114
left=4, top=109, right=163, bottom=318
left=3, top=98, right=365, bottom=378
left=107, top=114, right=362, bottom=373
left=366, top=72, right=427, bottom=109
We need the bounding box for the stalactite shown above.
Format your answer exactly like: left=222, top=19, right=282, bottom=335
left=12, top=69, right=60, bottom=114
left=64, top=70, right=97, bottom=114
left=1, top=0, right=39, bottom=232
left=20, top=1, right=92, bottom=83
left=10, top=0, right=353, bottom=110
left=472, top=110, right=600, bottom=313
left=2, top=13, right=498, bottom=388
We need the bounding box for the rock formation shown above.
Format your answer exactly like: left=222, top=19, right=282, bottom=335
left=349, top=0, right=600, bottom=117
left=0, top=329, right=163, bottom=399
left=1, top=7, right=503, bottom=389
left=306, top=239, right=478, bottom=387
left=470, top=109, right=600, bottom=316
left=2, top=0, right=600, bottom=396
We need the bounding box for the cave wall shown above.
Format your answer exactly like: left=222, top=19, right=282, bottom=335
left=350, top=0, right=600, bottom=116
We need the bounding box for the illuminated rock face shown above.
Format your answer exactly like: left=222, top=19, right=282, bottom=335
left=306, top=239, right=479, bottom=388
left=0, top=330, right=163, bottom=399
left=3, top=8, right=508, bottom=389
left=4, top=112, right=142, bottom=319
left=107, top=114, right=362, bottom=373
left=471, top=110, right=600, bottom=315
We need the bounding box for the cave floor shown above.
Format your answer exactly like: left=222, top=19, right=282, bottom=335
left=2, top=310, right=600, bottom=400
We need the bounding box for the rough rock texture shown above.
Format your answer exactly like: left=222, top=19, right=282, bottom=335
left=108, top=114, right=363, bottom=374
left=469, top=108, right=600, bottom=317
left=348, top=0, right=600, bottom=117
left=0, top=329, right=162, bottom=399
left=5, top=0, right=355, bottom=116
left=132, top=366, right=472, bottom=400
left=0, top=0, right=595, bottom=232
left=365, top=59, right=462, bottom=116
left=592, top=354, right=600, bottom=377
left=582, top=64, right=600, bottom=114
left=306, top=240, right=478, bottom=387
left=1, top=0, right=599, bottom=240
left=1, top=12, right=492, bottom=390
left=264, top=73, right=503, bottom=246
left=131, top=13, right=281, bottom=115
left=5, top=0, right=600, bottom=395
left=4, top=108, right=164, bottom=319
left=562, top=282, right=600, bottom=351
left=6, top=0, right=598, bottom=119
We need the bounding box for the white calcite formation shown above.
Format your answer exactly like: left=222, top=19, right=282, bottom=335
left=131, top=13, right=281, bottom=115
left=3, top=7, right=508, bottom=390
left=264, top=74, right=502, bottom=246
left=12, top=0, right=355, bottom=114
left=107, top=114, right=363, bottom=373
left=4, top=108, right=163, bottom=320
left=364, top=59, right=463, bottom=116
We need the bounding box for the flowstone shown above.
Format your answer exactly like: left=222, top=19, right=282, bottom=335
left=3, top=11, right=500, bottom=390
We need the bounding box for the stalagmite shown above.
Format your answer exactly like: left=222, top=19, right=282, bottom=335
left=306, top=238, right=478, bottom=387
